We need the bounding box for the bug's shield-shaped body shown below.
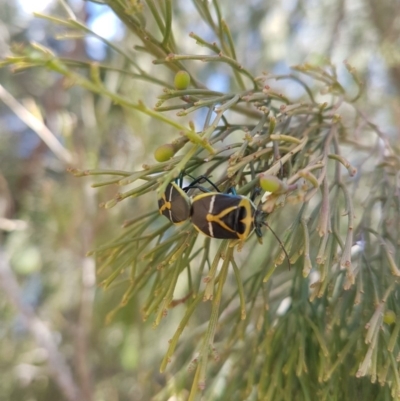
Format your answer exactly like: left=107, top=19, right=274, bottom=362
left=191, top=193, right=256, bottom=240
left=158, top=183, right=191, bottom=225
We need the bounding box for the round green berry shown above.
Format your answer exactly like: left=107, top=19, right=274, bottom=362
left=383, top=310, right=396, bottom=325
left=154, top=144, right=175, bottom=162
left=174, top=71, right=191, bottom=90
left=259, top=174, right=287, bottom=194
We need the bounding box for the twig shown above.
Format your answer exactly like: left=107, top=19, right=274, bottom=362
left=0, top=249, right=82, bottom=401
left=0, top=84, right=74, bottom=164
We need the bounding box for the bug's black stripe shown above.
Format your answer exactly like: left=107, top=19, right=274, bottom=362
left=190, top=193, right=213, bottom=234
left=210, top=221, right=240, bottom=239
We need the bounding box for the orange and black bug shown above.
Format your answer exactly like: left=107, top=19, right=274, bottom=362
left=158, top=176, right=290, bottom=267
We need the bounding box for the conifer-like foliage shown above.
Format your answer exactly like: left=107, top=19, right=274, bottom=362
left=2, top=1, right=400, bottom=400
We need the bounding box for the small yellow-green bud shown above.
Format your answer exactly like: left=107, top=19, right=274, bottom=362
left=174, top=70, right=191, bottom=90
left=154, top=136, right=189, bottom=162
left=154, top=144, right=175, bottom=162
left=383, top=310, right=396, bottom=325
left=259, top=174, right=288, bottom=194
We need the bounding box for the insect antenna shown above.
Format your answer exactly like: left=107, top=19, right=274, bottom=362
left=261, top=221, right=291, bottom=270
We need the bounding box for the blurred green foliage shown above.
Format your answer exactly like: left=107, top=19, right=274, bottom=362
left=0, top=1, right=400, bottom=400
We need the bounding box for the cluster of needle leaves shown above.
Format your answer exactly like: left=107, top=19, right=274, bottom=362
left=3, top=1, right=400, bottom=400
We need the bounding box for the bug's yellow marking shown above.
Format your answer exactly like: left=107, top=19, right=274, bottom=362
left=205, top=198, right=254, bottom=240
left=159, top=196, right=172, bottom=213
